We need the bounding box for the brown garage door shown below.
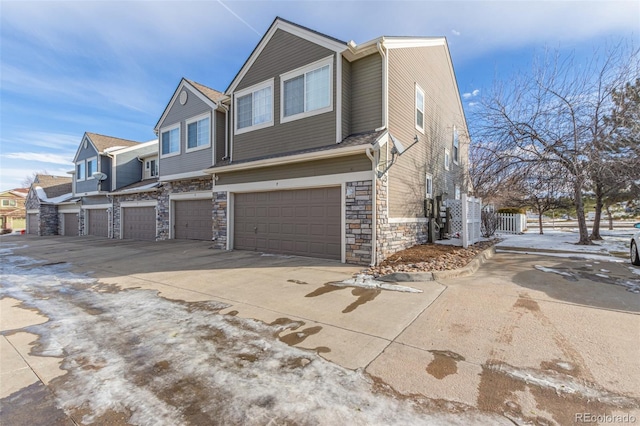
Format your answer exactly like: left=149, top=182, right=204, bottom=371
left=63, top=213, right=78, bottom=236
left=174, top=199, right=212, bottom=241
left=234, top=187, right=341, bottom=260
left=122, top=206, right=156, bottom=241
left=27, top=213, right=38, bottom=235
left=87, top=209, right=108, bottom=237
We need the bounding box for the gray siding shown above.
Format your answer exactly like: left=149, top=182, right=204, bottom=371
left=81, top=195, right=109, bottom=205
left=216, top=154, right=371, bottom=186
left=76, top=142, right=98, bottom=162
left=342, top=57, right=351, bottom=139
left=114, top=144, right=157, bottom=190
left=386, top=45, right=469, bottom=218
left=159, top=86, right=215, bottom=177
left=351, top=53, right=383, bottom=134
left=215, top=110, right=226, bottom=163
left=100, top=156, right=112, bottom=191
left=75, top=142, right=99, bottom=193
left=233, top=30, right=337, bottom=161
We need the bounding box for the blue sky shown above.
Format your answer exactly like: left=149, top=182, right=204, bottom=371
left=1, top=0, right=638, bottom=190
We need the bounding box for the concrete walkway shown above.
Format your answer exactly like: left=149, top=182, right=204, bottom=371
left=2, top=235, right=639, bottom=424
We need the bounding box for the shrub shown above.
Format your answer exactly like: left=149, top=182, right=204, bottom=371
left=497, top=207, right=525, bottom=214
left=481, top=210, right=499, bottom=237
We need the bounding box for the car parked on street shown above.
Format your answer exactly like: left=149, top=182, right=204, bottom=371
left=631, top=223, right=640, bottom=266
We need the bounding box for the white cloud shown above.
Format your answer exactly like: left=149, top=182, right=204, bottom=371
left=463, top=89, right=480, bottom=99
left=4, top=152, right=74, bottom=166
left=452, top=29, right=461, bottom=36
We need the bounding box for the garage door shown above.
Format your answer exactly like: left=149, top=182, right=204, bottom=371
left=63, top=213, right=79, bottom=236
left=87, top=209, right=108, bottom=237
left=174, top=199, right=212, bottom=241
left=27, top=213, right=38, bottom=235
left=122, top=206, right=156, bottom=241
left=234, top=187, right=341, bottom=260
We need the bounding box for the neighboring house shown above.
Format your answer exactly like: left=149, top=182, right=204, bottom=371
left=0, top=188, right=28, bottom=232
left=153, top=78, right=227, bottom=241
left=202, top=17, right=469, bottom=264
left=25, top=175, right=73, bottom=236
left=71, top=132, right=152, bottom=238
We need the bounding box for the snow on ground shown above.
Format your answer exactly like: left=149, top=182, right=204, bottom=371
left=0, top=245, right=505, bottom=426
left=497, top=227, right=636, bottom=261
left=335, top=274, right=422, bottom=293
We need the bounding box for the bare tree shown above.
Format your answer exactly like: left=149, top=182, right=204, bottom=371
left=21, top=170, right=49, bottom=188
left=471, top=44, right=639, bottom=245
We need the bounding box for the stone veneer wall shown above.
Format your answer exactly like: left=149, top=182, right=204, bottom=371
left=157, top=178, right=212, bottom=240
left=375, top=174, right=428, bottom=264
left=212, top=191, right=227, bottom=249
left=345, top=180, right=373, bottom=265
left=38, top=204, right=59, bottom=236
left=111, top=192, right=160, bottom=239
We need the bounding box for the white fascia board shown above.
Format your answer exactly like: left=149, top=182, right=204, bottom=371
left=110, top=187, right=159, bottom=196
left=27, top=209, right=39, bottom=214
left=159, top=170, right=208, bottom=182
left=213, top=170, right=372, bottom=193
left=111, top=140, right=158, bottom=155
left=154, top=79, right=218, bottom=133
left=227, top=19, right=346, bottom=94
left=382, top=37, right=446, bottom=50
left=58, top=205, right=81, bottom=213
left=205, top=144, right=368, bottom=175
left=169, top=191, right=212, bottom=201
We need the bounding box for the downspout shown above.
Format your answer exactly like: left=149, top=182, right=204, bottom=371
left=376, top=40, right=388, bottom=129
left=217, top=101, right=230, bottom=160
left=366, top=146, right=377, bottom=267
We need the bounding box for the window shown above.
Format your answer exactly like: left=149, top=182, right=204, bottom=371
left=235, top=79, right=274, bottom=134
left=416, top=84, right=425, bottom=132
left=187, top=114, right=210, bottom=151
left=453, top=126, right=459, bottom=164
left=425, top=173, right=433, bottom=199
left=455, top=185, right=461, bottom=200
left=280, top=57, right=333, bottom=123
left=77, top=162, right=85, bottom=181
left=86, top=158, right=97, bottom=179
left=444, top=148, right=450, bottom=171
left=2, top=199, right=17, bottom=207
left=161, top=125, right=180, bottom=157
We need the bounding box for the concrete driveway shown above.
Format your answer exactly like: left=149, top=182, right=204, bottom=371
left=1, top=235, right=639, bottom=425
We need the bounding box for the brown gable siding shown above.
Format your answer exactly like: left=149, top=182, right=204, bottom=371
left=387, top=45, right=469, bottom=218
left=232, top=29, right=337, bottom=162
left=351, top=53, right=383, bottom=134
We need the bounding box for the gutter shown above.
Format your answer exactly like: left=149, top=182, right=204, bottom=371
left=365, top=146, right=377, bottom=267
left=376, top=40, right=388, bottom=129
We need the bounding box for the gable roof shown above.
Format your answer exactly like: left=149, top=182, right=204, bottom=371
left=32, top=175, right=73, bottom=201
left=154, top=78, right=226, bottom=132
left=226, top=16, right=347, bottom=94
left=86, top=132, right=140, bottom=153
left=0, top=188, right=29, bottom=198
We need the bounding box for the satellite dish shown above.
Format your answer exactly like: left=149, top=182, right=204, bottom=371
left=92, top=172, right=107, bottom=181
left=390, top=135, right=406, bottom=155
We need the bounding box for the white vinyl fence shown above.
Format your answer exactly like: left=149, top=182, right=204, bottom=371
left=496, top=213, right=527, bottom=234
left=445, top=194, right=482, bottom=248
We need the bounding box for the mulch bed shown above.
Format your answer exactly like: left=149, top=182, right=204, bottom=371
left=363, top=239, right=499, bottom=277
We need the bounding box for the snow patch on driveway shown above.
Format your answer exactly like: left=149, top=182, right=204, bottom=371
left=0, top=246, right=504, bottom=425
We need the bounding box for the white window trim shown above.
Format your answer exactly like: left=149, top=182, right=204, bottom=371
left=425, top=172, right=433, bottom=199
left=444, top=148, right=450, bottom=171
left=234, top=78, right=274, bottom=136
left=85, top=156, right=98, bottom=180
left=415, top=83, right=425, bottom=134
left=454, top=184, right=461, bottom=200
left=280, top=55, right=334, bottom=125
left=76, top=161, right=86, bottom=182
left=145, top=157, right=159, bottom=179
left=185, top=112, right=212, bottom=153
left=160, top=123, right=181, bottom=159
left=453, top=126, right=459, bottom=165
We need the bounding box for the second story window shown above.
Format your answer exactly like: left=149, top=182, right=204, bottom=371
left=280, top=56, right=333, bottom=123
left=161, top=125, right=180, bottom=157
left=186, top=114, right=210, bottom=152
left=87, top=158, right=97, bottom=179
left=453, top=126, right=459, bottom=165
left=145, top=159, right=158, bottom=178
left=444, top=148, right=450, bottom=171
left=416, top=84, right=425, bottom=133
left=2, top=199, right=17, bottom=207
left=77, top=162, right=85, bottom=181
left=425, top=173, right=433, bottom=199
left=234, top=79, right=274, bottom=134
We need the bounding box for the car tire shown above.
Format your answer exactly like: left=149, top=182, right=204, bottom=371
left=632, top=241, right=640, bottom=266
